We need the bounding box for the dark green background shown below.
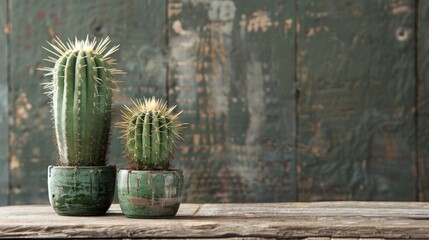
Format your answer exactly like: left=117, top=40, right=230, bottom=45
left=0, top=0, right=427, bottom=205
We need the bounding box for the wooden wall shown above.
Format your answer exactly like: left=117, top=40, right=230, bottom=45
left=0, top=0, right=426, bottom=204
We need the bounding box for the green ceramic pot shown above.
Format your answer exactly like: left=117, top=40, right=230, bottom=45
left=47, top=165, right=116, bottom=216
left=117, top=169, right=184, bottom=218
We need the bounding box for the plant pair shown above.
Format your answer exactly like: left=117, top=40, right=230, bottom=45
left=41, top=36, right=184, bottom=218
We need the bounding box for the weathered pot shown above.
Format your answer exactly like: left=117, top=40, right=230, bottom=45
left=48, top=165, right=116, bottom=216
left=117, top=169, right=184, bottom=218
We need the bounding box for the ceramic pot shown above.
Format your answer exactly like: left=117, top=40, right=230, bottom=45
left=47, top=165, right=116, bottom=216
left=117, top=169, right=184, bottom=218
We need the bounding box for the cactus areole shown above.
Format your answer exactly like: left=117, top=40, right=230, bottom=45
left=118, top=97, right=184, bottom=170
left=40, top=36, right=124, bottom=166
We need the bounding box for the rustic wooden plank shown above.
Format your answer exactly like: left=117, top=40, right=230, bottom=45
left=418, top=0, right=429, bottom=201
left=306, top=238, right=381, bottom=240
left=297, top=0, right=416, bottom=201
left=9, top=0, right=165, bottom=204
left=0, top=0, right=9, bottom=206
left=192, top=201, right=429, bottom=218
left=306, top=238, right=386, bottom=240
left=167, top=0, right=296, bottom=202
left=1, top=203, right=429, bottom=239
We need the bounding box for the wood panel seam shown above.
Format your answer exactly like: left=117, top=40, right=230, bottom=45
left=165, top=0, right=170, bottom=104
left=415, top=0, right=423, bottom=202
left=6, top=0, right=11, bottom=206
left=294, top=0, right=300, bottom=202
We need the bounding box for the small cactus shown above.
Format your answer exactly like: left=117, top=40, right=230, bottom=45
left=118, top=97, right=184, bottom=170
left=40, top=36, right=124, bottom=166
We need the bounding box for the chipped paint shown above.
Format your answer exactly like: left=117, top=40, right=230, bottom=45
left=247, top=10, right=272, bottom=32
left=3, top=22, right=10, bottom=35
left=15, top=93, right=32, bottom=126
left=284, top=18, right=293, bottom=32
left=208, top=0, right=236, bottom=22
left=208, top=0, right=236, bottom=35
left=392, top=5, right=411, bottom=15
left=10, top=155, right=20, bottom=171
left=172, top=20, right=184, bottom=35
left=0, top=86, right=7, bottom=124
left=245, top=54, right=264, bottom=146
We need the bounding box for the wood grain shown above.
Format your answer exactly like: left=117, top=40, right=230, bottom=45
left=1, top=202, right=429, bottom=239
left=0, top=0, right=9, bottom=206
left=297, top=0, right=417, bottom=201
left=8, top=0, right=165, bottom=204
left=167, top=0, right=296, bottom=203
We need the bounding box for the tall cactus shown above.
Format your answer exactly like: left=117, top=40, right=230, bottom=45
left=118, top=98, right=184, bottom=170
left=40, top=36, right=124, bottom=166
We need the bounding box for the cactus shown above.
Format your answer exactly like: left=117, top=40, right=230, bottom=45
left=118, top=98, right=184, bottom=170
left=40, top=36, right=124, bottom=166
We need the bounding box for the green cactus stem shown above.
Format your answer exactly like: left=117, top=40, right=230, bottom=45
left=118, top=98, right=184, bottom=170
left=40, top=36, right=124, bottom=166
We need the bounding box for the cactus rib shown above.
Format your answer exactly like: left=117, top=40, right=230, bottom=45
left=118, top=98, right=184, bottom=170
left=40, top=36, right=125, bottom=166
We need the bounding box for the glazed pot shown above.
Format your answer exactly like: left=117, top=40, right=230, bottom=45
left=117, top=169, right=184, bottom=218
left=47, top=165, right=116, bottom=216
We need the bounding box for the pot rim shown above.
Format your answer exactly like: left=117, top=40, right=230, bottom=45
left=118, top=169, right=182, bottom=173
left=48, top=165, right=116, bottom=169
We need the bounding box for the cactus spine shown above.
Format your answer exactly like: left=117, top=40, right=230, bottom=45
left=118, top=98, right=184, bottom=170
left=40, top=36, right=124, bottom=166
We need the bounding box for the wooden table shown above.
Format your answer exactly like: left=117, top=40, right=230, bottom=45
left=0, top=202, right=429, bottom=239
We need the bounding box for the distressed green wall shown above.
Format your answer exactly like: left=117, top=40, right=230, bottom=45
left=0, top=0, right=425, bottom=204
left=168, top=0, right=296, bottom=202
left=297, top=0, right=416, bottom=201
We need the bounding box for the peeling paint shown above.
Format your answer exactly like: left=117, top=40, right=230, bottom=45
left=247, top=10, right=272, bottom=33
left=15, top=93, right=32, bottom=126
left=284, top=18, right=293, bottom=32
left=392, top=5, right=411, bottom=15
left=306, top=27, right=315, bottom=37
left=10, top=155, right=20, bottom=171
left=245, top=54, right=264, bottom=146
left=3, top=22, right=10, bottom=34
left=208, top=0, right=236, bottom=22
left=208, top=0, right=236, bottom=35
left=172, top=20, right=184, bottom=35
left=0, top=86, right=7, bottom=124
